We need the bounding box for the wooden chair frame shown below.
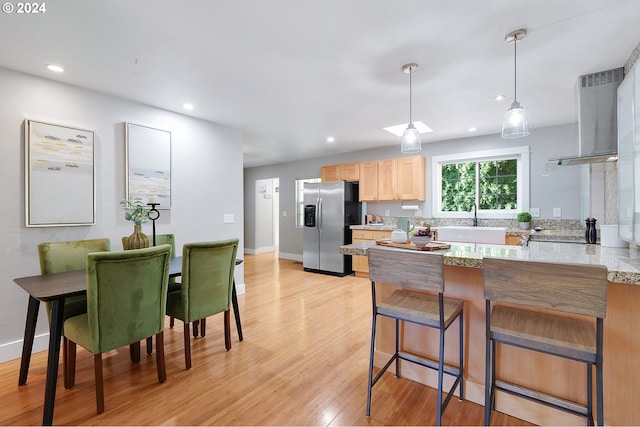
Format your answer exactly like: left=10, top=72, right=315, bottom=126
left=483, top=257, right=608, bottom=426
left=366, top=248, right=464, bottom=426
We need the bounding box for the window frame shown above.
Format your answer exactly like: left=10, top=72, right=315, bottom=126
left=431, top=146, right=530, bottom=219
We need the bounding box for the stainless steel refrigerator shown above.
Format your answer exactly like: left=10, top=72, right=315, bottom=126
left=303, top=181, right=361, bottom=276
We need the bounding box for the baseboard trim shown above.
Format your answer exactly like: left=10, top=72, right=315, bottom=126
left=0, top=333, right=49, bottom=364
left=278, top=252, right=302, bottom=262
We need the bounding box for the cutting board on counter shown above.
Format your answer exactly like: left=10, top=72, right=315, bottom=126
left=375, top=239, right=451, bottom=251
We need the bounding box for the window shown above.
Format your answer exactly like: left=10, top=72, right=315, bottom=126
left=295, top=177, right=321, bottom=228
left=432, top=146, right=529, bottom=219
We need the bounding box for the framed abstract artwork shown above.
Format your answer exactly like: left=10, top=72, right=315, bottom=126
left=125, top=123, right=172, bottom=209
left=25, top=120, right=95, bottom=227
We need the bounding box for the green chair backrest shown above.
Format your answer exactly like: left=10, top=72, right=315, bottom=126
left=37, top=238, right=111, bottom=322
left=38, top=238, right=111, bottom=274
left=180, top=239, right=239, bottom=322
left=86, top=244, right=172, bottom=353
left=122, top=233, right=176, bottom=257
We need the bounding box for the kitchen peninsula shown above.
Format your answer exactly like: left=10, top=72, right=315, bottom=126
left=340, top=241, right=640, bottom=425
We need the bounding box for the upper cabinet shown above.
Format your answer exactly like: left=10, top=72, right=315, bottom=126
left=360, top=155, right=426, bottom=202
left=321, top=162, right=360, bottom=182
left=617, top=63, right=640, bottom=245
left=359, top=161, right=379, bottom=201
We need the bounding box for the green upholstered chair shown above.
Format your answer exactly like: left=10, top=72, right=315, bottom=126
left=37, top=238, right=111, bottom=388
left=63, top=244, right=172, bottom=414
left=166, top=239, right=239, bottom=369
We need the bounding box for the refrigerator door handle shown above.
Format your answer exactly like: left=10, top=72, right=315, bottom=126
left=318, top=198, right=323, bottom=232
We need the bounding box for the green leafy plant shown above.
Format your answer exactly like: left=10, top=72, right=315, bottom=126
left=120, top=198, right=150, bottom=225
left=517, top=211, right=532, bottom=223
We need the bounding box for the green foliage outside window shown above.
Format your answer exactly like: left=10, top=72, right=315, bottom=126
left=442, top=159, right=517, bottom=212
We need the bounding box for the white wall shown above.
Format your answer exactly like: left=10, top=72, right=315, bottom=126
left=0, top=67, right=244, bottom=362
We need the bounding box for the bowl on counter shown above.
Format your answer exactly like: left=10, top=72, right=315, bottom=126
left=411, top=235, right=433, bottom=247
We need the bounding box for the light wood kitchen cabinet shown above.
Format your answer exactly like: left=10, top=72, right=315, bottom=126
left=352, top=229, right=391, bottom=276
left=321, top=164, right=341, bottom=182
left=505, top=235, right=522, bottom=245
left=340, top=163, right=360, bottom=181
left=378, top=155, right=426, bottom=201
left=321, top=162, right=360, bottom=182
left=359, top=161, right=379, bottom=201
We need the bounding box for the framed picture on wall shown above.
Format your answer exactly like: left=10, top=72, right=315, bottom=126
left=25, top=120, right=95, bottom=227
left=125, top=123, right=172, bottom=209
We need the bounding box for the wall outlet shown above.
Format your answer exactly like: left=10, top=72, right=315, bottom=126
left=530, top=208, right=540, bottom=218
left=223, top=214, right=234, bottom=223
left=553, top=208, right=562, bottom=218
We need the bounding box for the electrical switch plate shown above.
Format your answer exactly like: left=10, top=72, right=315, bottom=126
left=384, top=210, right=390, bottom=216
left=530, top=208, right=540, bottom=218
left=282, top=211, right=287, bottom=217
left=553, top=208, right=561, bottom=218
left=223, top=214, right=234, bottom=223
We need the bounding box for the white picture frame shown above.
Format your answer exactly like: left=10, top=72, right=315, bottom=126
left=125, top=123, right=172, bottom=209
left=25, top=120, right=95, bottom=227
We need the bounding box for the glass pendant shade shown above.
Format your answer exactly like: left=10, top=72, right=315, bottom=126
left=401, top=123, right=422, bottom=153
left=502, top=101, right=529, bottom=138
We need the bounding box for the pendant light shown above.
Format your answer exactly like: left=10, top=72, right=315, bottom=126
left=401, top=63, right=422, bottom=153
left=502, top=29, right=530, bottom=139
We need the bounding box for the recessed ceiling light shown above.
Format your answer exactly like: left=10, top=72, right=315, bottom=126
left=183, top=103, right=194, bottom=110
left=326, top=136, right=335, bottom=143
left=495, top=94, right=506, bottom=101
left=46, top=64, right=64, bottom=73
left=468, top=127, right=477, bottom=132
left=383, top=121, right=433, bottom=137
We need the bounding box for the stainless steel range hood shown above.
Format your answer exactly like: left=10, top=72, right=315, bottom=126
left=550, top=67, right=624, bottom=166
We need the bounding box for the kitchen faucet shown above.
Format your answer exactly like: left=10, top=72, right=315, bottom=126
left=470, top=204, right=477, bottom=227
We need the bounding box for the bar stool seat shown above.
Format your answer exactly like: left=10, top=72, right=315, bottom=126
left=366, top=247, right=464, bottom=426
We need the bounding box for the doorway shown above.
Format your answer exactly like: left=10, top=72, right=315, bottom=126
left=254, top=177, right=279, bottom=253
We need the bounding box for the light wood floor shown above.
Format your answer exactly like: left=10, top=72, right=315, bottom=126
left=0, top=252, right=532, bottom=426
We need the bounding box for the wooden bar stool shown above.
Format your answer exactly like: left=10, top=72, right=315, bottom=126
left=483, top=257, right=608, bottom=426
left=366, top=247, right=464, bottom=426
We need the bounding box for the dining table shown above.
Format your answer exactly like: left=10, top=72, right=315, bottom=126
left=13, top=255, right=243, bottom=426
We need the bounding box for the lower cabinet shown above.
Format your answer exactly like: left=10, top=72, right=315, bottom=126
left=352, top=229, right=391, bottom=277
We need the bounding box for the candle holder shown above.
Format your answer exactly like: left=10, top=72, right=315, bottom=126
left=147, top=203, right=160, bottom=246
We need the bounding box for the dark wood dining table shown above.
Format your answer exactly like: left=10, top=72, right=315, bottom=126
left=13, top=256, right=243, bottom=426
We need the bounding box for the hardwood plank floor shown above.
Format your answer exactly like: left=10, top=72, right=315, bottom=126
left=0, top=252, right=532, bottom=425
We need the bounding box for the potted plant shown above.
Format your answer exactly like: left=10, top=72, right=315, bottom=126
left=411, top=225, right=434, bottom=247
left=517, top=211, right=532, bottom=230
left=120, top=198, right=151, bottom=249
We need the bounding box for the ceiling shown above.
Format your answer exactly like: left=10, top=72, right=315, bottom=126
left=2, top=0, right=639, bottom=168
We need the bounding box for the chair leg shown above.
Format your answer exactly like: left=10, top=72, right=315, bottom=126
left=156, top=331, right=166, bottom=383
left=436, top=327, right=445, bottom=426
left=129, top=341, right=141, bottom=363
left=224, top=310, right=231, bottom=351
left=484, top=301, right=492, bottom=426
left=146, top=337, right=153, bottom=355
left=596, top=319, right=604, bottom=426
left=67, top=340, right=76, bottom=388
left=394, top=318, right=399, bottom=378
left=170, top=316, right=175, bottom=328
left=458, top=310, right=464, bottom=402
left=587, top=363, right=594, bottom=426
left=192, top=320, right=199, bottom=338
left=183, top=322, right=192, bottom=370
left=201, top=317, right=207, bottom=337
left=63, top=337, right=69, bottom=389
left=93, top=354, right=104, bottom=414
left=365, top=312, right=377, bottom=418
left=66, top=340, right=77, bottom=389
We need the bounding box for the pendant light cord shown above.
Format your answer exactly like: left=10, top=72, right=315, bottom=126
left=513, top=35, right=518, bottom=102
left=409, top=67, right=413, bottom=124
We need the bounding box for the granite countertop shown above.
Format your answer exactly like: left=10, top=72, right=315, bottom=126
left=339, top=240, right=640, bottom=285
left=351, top=225, right=397, bottom=231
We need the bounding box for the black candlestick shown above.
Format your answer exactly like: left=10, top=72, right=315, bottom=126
left=147, top=203, right=160, bottom=246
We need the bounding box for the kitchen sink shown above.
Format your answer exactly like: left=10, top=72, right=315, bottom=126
left=436, top=226, right=506, bottom=244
